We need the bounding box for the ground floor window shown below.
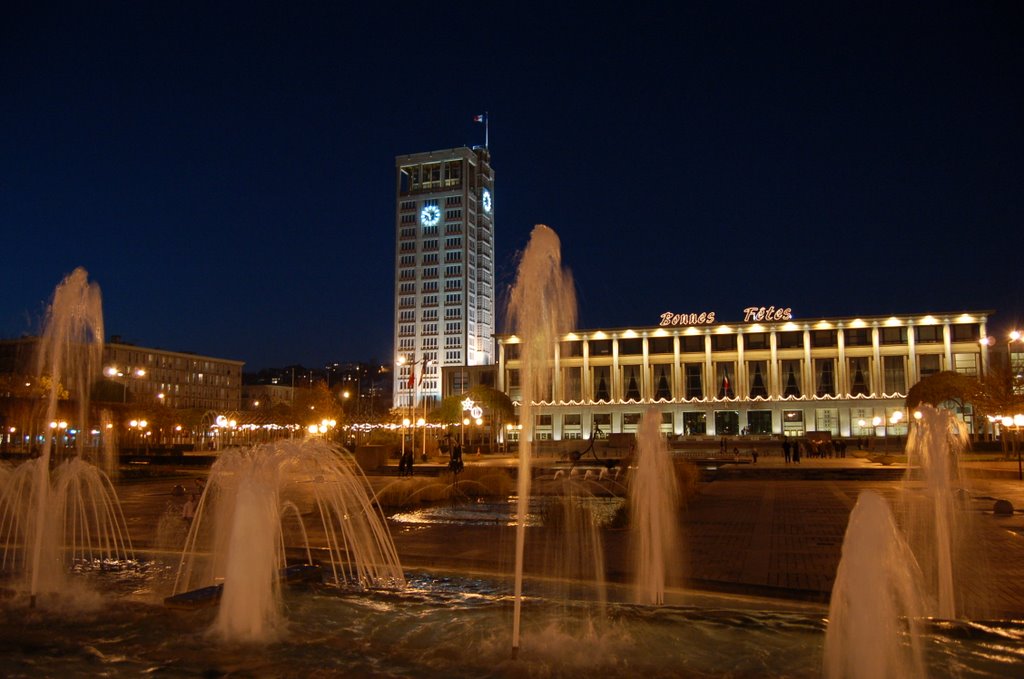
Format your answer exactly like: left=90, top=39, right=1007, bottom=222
left=748, top=410, right=772, bottom=434
left=683, top=411, right=706, bottom=435
left=783, top=409, right=804, bottom=436
left=562, top=413, right=582, bottom=439
left=715, top=410, right=739, bottom=436
left=815, top=407, right=840, bottom=436
left=622, top=412, right=641, bottom=433
left=592, top=413, right=611, bottom=436
left=884, top=407, right=908, bottom=437
left=661, top=411, right=673, bottom=434
left=849, top=407, right=874, bottom=437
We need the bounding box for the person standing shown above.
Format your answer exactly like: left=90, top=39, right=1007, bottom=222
left=182, top=494, right=197, bottom=524
left=782, top=437, right=791, bottom=464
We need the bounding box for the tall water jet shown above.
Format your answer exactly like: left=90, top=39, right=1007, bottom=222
left=0, top=268, right=131, bottom=604
left=824, top=490, right=926, bottom=679
left=172, top=438, right=405, bottom=643
left=630, top=409, right=681, bottom=604
left=506, top=225, right=577, bottom=651
left=903, top=404, right=971, bottom=620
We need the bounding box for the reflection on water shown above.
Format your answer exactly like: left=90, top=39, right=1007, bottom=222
left=1, top=567, right=1021, bottom=678
left=389, top=496, right=625, bottom=528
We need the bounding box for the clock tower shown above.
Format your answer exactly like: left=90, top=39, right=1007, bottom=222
left=393, top=146, right=495, bottom=409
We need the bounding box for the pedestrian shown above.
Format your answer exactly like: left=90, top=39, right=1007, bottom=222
left=782, top=437, right=791, bottom=464
left=182, top=493, right=196, bottom=524
left=449, top=439, right=464, bottom=474
left=751, top=448, right=759, bottom=464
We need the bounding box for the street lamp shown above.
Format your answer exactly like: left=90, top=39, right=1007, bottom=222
left=128, top=418, right=149, bottom=453
left=989, top=413, right=1024, bottom=480
left=889, top=410, right=904, bottom=452
left=872, top=415, right=884, bottom=451
left=49, top=420, right=68, bottom=454
left=981, top=330, right=1023, bottom=374
left=105, top=366, right=145, bottom=402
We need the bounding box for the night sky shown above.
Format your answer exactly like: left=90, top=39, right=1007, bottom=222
left=2, top=2, right=1021, bottom=371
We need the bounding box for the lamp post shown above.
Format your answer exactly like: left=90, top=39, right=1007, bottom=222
left=105, top=366, right=145, bottom=403
left=980, top=330, right=1023, bottom=464
left=397, top=354, right=435, bottom=456
left=417, top=417, right=426, bottom=461
left=989, top=413, right=1024, bottom=481
left=128, top=418, right=149, bottom=453
left=872, top=415, right=884, bottom=451
left=890, top=410, right=904, bottom=453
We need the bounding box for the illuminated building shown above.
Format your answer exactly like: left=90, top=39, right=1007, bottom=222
left=496, top=309, right=993, bottom=440
left=0, top=336, right=243, bottom=412
left=393, top=146, right=495, bottom=408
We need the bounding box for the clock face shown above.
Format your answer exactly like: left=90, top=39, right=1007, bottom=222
left=420, top=204, right=441, bottom=226
left=482, top=188, right=492, bottom=213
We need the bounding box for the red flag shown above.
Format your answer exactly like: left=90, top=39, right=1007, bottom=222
left=406, top=366, right=416, bottom=389
left=473, top=114, right=485, bottom=123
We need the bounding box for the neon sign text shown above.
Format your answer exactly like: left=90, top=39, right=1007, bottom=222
left=743, top=306, right=792, bottom=322
left=660, top=311, right=716, bottom=327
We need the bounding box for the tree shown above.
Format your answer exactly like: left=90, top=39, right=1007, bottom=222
left=973, top=360, right=1024, bottom=424
left=905, top=371, right=980, bottom=413
left=435, top=385, right=514, bottom=425
left=290, top=381, right=342, bottom=431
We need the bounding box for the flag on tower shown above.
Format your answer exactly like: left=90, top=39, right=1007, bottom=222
left=473, top=114, right=485, bottom=123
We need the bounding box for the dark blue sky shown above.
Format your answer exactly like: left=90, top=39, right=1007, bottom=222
left=2, top=2, right=1021, bottom=370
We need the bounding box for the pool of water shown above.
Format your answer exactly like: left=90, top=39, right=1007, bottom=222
left=2, top=566, right=1021, bottom=678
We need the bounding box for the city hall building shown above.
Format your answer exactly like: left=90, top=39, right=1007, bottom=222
left=392, top=146, right=495, bottom=409
left=496, top=307, right=992, bottom=441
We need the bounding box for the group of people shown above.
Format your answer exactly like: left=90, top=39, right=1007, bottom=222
left=781, top=437, right=848, bottom=463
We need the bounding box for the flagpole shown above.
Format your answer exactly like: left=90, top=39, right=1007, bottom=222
left=485, top=112, right=489, bottom=150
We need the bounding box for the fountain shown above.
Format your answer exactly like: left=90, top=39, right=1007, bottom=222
left=0, top=268, right=133, bottom=605
left=171, top=438, right=404, bottom=642
left=903, top=404, right=972, bottom=619
left=824, top=490, right=926, bottom=679
left=2, top=267, right=1022, bottom=676
left=506, top=224, right=577, bottom=651
left=630, top=409, right=682, bottom=605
